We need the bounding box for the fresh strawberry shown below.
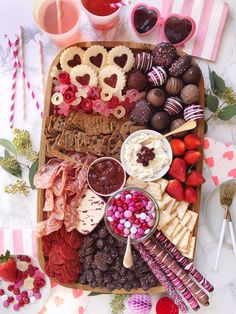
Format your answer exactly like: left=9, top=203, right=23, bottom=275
left=166, top=180, right=184, bottom=201
left=184, top=187, right=197, bottom=203
left=184, top=150, right=201, bottom=165
left=186, top=170, right=206, bottom=186
left=156, top=296, right=179, bottom=314
left=170, top=139, right=186, bottom=156
left=168, top=158, right=187, bottom=182
left=184, top=134, right=201, bottom=150
left=0, top=250, right=17, bottom=282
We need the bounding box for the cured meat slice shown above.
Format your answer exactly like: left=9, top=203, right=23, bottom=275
left=43, top=188, right=54, bottom=211
left=33, top=215, right=63, bottom=237
left=34, top=158, right=62, bottom=189
left=52, top=161, right=74, bottom=196
left=53, top=195, right=66, bottom=220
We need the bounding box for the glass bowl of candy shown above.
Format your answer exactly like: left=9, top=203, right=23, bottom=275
left=104, top=187, right=160, bottom=244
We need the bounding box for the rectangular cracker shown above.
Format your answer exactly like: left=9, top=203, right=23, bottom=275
left=177, top=230, right=192, bottom=251
left=171, top=223, right=182, bottom=239
left=125, top=177, right=148, bottom=190
left=162, top=217, right=179, bottom=238
left=146, top=182, right=163, bottom=201
left=157, top=193, right=172, bottom=211
left=175, top=201, right=189, bottom=220
left=182, top=237, right=196, bottom=259
left=179, top=211, right=192, bottom=227
left=186, top=211, right=199, bottom=232
left=154, top=178, right=168, bottom=194
left=172, top=226, right=187, bottom=246
left=158, top=211, right=175, bottom=230
left=165, top=198, right=176, bottom=214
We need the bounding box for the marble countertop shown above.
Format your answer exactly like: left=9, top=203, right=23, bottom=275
left=0, top=0, right=236, bottom=313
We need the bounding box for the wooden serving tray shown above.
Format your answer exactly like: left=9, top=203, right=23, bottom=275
left=37, top=41, right=205, bottom=294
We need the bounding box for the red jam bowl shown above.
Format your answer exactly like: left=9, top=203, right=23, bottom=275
left=87, top=157, right=126, bottom=197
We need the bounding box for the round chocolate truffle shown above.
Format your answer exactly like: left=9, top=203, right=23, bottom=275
left=169, top=55, right=192, bottom=77
left=153, top=42, right=177, bottom=67
left=151, top=112, right=171, bottom=131
left=127, top=71, right=147, bottom=92
left=164, top=97, right=183, bottom=116
left=165, top=77, right=183, bottom=95
left=130, top=100, right=153, bottom=125
left=147, top=66, right=167, bottom=87
left=170, top=118, right=188, bottom=138
left=182, top=64, right=202, bottom=85
left=180, top=84, right=199, bottom=105
left=184, top=104, right=204, bottom=121
left=146, top=88, right=165, bottom=107
left=135, top=52, right=153, bottom=73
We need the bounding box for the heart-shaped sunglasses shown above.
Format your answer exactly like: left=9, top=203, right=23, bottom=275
left=131, top=3, right=196, bottom=46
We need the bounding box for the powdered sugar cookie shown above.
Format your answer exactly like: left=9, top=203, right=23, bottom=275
left=60, top=46, right=84, bottom=73
left=99, top=65, right=126, bottom=94
left=83, top=45, right=108, bottom=73
left=108, top=46, right=134, bottom=73
left=70, top=65, right=98, bottom=89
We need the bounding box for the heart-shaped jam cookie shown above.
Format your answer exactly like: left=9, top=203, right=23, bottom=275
left=83, top=45, right=108, bottom=73
left=131, top=4, right=160, bottom=35
left=70, top=65, right=98, bottom=89
left=164, top=15, right=195, bottom=45
left=99, top=65, right=126, bottom=94
left=60, top=47, right=84, bottom=73
left=108, top=46, right=134, bottom=73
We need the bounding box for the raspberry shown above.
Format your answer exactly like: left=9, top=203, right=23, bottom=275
left=108, top=96, right=120, bottom=109
left=63, top=90, right=76, bottom=104
left=0, top=289, right=5, bottom=295
left=13, top=288, right=20, bottom=295
left=23, top=297, right=30, bottom=304
left=8, top=296, right=14, bottom=303
left=81, top=99, right=93, bottom=113
left=8, top=285, right=14, bottom=292
left=58, top=72, right=70, bottom=84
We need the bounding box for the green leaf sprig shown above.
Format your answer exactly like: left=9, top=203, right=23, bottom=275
left=205, top=67, right=236, bottom=131
left=0, top=129, right=39, bottom=196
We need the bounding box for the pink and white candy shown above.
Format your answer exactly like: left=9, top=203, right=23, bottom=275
left=128, top=294, right=152, bottom=314
left=107, top=190, right=156, bottom=240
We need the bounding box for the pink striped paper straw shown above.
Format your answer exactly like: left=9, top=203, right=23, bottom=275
left=110, top=0, right=131, bottom=8
left=38, top=40, right=45, bottom=98
left=5, top=35, right=43, bottom=118
left=9, top=37, right=19, bottom=128
left=20, top=26, right=27, bottom=121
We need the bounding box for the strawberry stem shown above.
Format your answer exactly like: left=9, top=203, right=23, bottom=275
left=0, top=250, right=10, bottom=263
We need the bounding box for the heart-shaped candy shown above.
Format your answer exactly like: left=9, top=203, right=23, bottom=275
left=164, top=15, right=195, bottom=45
left=131, top=4, right=160, bottom=35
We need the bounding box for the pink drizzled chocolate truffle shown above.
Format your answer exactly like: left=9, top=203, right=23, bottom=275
left=135, top=52, right=153, bottom=73
left=184, top=104, right=204, bottom=121
left=147, top=66, right=167, bottom=87
left=164, top=97, right=183, bottom=116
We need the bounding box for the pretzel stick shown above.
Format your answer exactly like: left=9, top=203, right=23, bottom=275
left=156, top=231, right=214, bottom=292
left=5, top=35, right=43, bottom=118
left=20, top=26, right=26, bottom=120
left=9, top=37, right=19, bottom=128
left=144, top=239, right=209, bottom=307
left=135, top=243, right=188, bottom=313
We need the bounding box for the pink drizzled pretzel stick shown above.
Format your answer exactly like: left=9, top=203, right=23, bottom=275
left=144, top=239, right=209, bottom=307
left=135, top=243, right=188, bottom=313
left=5, top=35, right=43, bottom=118
left=20, top=26, right=26, bottom=120
left=9, top=37, right=19, bottom=128
left=156, top=231, right=214, bottom=292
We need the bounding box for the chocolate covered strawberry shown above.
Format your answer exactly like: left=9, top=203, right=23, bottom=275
left=170, top=139, right=186, bottom=156
left=168, top=158, right=187, bottom=182
left=166, top=179, right=184, bottom=201
left=184, top=134, right=201, bottom=150
left=184, top=187, right=197, bottom=203
left=0, top=250, right=17, bottom=282
left=184, top=150, right=201, bottom=165
left=186, top=170, right=206, bottom=187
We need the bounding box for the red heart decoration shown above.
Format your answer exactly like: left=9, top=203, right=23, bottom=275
left=223, top=151, right=234, bottom=160
left=212, top=176, right=219, bottom=185
left=204, top=139, right=210, bottom=149
left=67, top=54, right=81, bottom=67
left=78, top=307, right=85, bottom=314
left=50, top=280, right=58, bottom=288
left=164, top=16, right=193, bottom=44
left=205, top=157, right=214, bottom=168
left=38, top=307, right=47, bottom=314
left=72, top=289, right=83, bottom=298
left=90, top=53, right=103, bottom=68
left=114, top=54, right=128, bottom=68
left=132, top=5, right=159, bottom=35
left=228, top=168, right=236, bottom=178
left=76, top=74, right=90, bottom=86
left=104, top=74, right=118, bottom=88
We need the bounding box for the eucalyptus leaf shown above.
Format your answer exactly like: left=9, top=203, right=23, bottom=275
left=2, top=165, right=22, bottom=178
left=204, top=120, right=208, bottom=134
left=4, top=150, right=10, bottom=158
left=0, top=139, right=16, bottom=155
left=206, top=95, right=219, bottom=112
left=29, top=159, right=38, bottom=189
left=208, top=66, right=215, bottom=91
left=218, top=105, right=236, bottom=120
left=212, top=71, right=226, bottom=95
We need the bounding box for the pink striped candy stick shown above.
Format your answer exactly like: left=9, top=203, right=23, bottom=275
left=135, top=243, right=188, bottom=313
left=5, top=35, right=43, bottom=118
left=9, top=37, right=20, bottom=128
left=156, top=231, right=214, bottom=292
left=109, top=0, right=131, bottom=8
left=20, top=26, right=26, bottom=120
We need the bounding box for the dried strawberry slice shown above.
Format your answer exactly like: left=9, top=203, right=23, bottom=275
left=66, top=256, right=79, bottom=268
left=50, top=264, right=63, bottom=275
left=45, top=262, right=55, bottom=278
left=42, top=241, right=52, bottom=257
left=68, top=230, right=83, bottom=249
left=55, top=231, right=64, bottom=243
left=49, top=251, right=64, bottom=265
left=60, top=225, right=67, bottom=240
left=60, top=244, right=78, bottom=261
left=62, top=265, right=78, bottom=283
left=155, top=297, right=179, bottom=314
